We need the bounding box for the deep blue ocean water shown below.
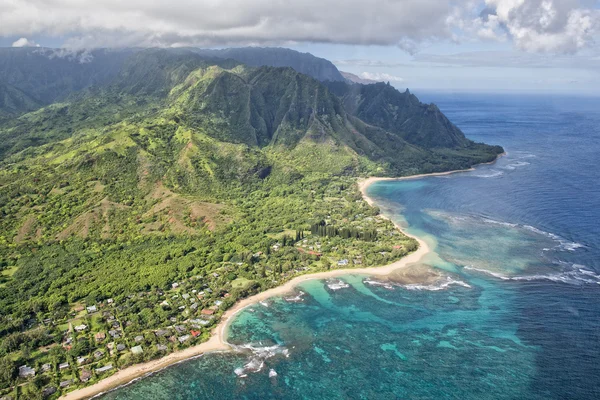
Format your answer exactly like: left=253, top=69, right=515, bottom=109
left=102, top=93, right=600, bottom=399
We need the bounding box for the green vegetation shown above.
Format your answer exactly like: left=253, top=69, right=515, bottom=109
left=0, top=48, right=502, bottom=398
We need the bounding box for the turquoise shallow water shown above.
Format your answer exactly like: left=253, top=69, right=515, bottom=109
left=102, top=93, right=600, bottom=399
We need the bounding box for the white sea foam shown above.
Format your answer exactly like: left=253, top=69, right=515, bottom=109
left=364, top=278, right=394, bottom=290
left=269, top=369, right=278, bottom=378
left=284, top=291, right=305, bottom=303
left=522, top=225, right=585, bottom=252
left=364, top=276, right=471, bottom=291
left=502, top=161, right=531, bottom=170
left=472, top=169, right=504, bottom=178
left=399, top=277, right=472, bottom=291
left=231, top=343, right=289, bottom=377
left=464, top=264, right=600, bottom=286
left=326, top=279, right=350, bottom=291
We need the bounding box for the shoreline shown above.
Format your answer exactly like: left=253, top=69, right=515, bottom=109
left=62, top=154, right=504, bottom=399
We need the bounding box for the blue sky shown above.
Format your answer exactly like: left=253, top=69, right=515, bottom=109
left=1, top=0, right=599, bottom=94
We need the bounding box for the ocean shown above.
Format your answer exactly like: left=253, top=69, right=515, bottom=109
left=101, top=93, right=600, bottom=399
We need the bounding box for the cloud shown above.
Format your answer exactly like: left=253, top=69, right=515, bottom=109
left=11, top=37, right=39, bottom=47
left=0, top=0, right=456, bottom=51
left=335, top=59, right=410, bottom=68
left=474, top=0, right=600, bottom=53
left=0, top=1, right=598, bottom=54
left=359, top=72, right=404, bottom=82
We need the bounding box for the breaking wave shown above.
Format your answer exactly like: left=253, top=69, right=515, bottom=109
left=471, top=169, right=504, bottom=178
left=326, top=279, right=350, bottom=291
left=231, top=343, right=290, bottom=378
left=364, top=276, right=471, bottom=291
left=464, top=264, right=600, bottom=286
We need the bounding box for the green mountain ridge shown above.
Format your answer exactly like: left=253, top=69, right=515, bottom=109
left=0, top=48, right=503, bottom=397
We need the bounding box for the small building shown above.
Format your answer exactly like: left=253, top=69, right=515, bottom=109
left=41, top=363, right=52, bottom=372
left=95, top=332, right=106, bottom=342
left=182, top=293, right=190, bottom=300
left=116, top=343, right=126, bottom=352
left=156, top=344, right=168, bottom=352
left=80, top=369, right=92, bottom=383
left=76, top=356, right=88, bottom=365
left=95, top=364, right=113, bottom=374
left=178, top=335, right=191, bottom=343
left=134, top=335, right=144, bottom=343
left=59, top=380, right=72, bottom=388
left=337, top=259, right=349, bottom=266
left=107, top=298, right=114, bottom=304
left=171, top=282, right=179, bottom=289
left=94, top=350, right=104, bottom=359
left=131, top=345, right=143, bottom=355
left=214, top=300, right=223, bottom=306
left=201, top=309, right=215, bottom=316
left=190, top=330, right=201, bottom=338
left=18, top=365, right=36, bottom=378
left=155, top=329, right=170, bottom=337
left=86, top=305, right=97, bottom=313
left=74, top=324, right=88, bottom=332
left=190, top=303, right=199, bottom=310
left=42, top=386, right=57, bottom=397
left=59, top=362, right=69, bottom=370
left=174, top=325, right=186, bottom=334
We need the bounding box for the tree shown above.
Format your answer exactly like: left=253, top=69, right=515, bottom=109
left=0, top=356, right=15, bottom=388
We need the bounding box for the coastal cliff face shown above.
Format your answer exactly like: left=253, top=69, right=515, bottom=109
left=0, top=46, right=502, bottom=398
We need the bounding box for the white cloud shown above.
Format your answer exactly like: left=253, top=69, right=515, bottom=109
left=11, top=37, right=39, bottom=47
left=359, top=72, right=404, bottom=82
left=0, top=1, right=598, bottom=54
left=0, top=0, right=455, bottom=51
left=475, top=0, right=600, bottom=53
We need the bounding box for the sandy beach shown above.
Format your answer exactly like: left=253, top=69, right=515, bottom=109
left=63, top=160, right=509, bottom=399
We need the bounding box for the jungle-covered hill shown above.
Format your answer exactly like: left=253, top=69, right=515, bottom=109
left=0, top=47, right=502, bottom=398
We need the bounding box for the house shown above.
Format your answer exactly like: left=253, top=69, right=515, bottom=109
left=41, top=363, right=51, bottom=372
left=160, top=300, right=170, bottom=307
left=156, top=344, right=168, bottom=351
left=201, top=309, right=215, bottom=316
left=272, top=243, right=281, bottom=251
left=96, top=365, right=113, bottom=374
left=178, top=335, right=191, bottom=343
left=107, top=298, right=114, bottom=304
left=108, top=330, right=120, bottom=339
left=190, top=303, right=199, bottom=310
left=191, top=318, right=211, bottom=326
left=76, top=356, right=88, bottom=365
left=94, top=350, right=104, bottom=359
left=214, top=300, right=223, bottom=307
left=42, top=387, right=57, bottom=397
left=212, top=273, right=219, bottom=278
left=59, top=380, right=72, bottom=388
left=174, top=325, right=186, bottom=334
left=59, top=362, right=69, bottom=370
left=95, top=332, right=106, bottom=342
left=182, top=293, right=190, bottom=300
left=80, top=369, right=92, bottom=382
left=337, top=259, right=349, bottom=266
left=116, top=343, right=126, bottom=352
left=131, top=345, right=143, bottom=355
left=172, top=282, right=179, bottom=289
left=86, top=305, right=97, bottom=313
left=73, top=305, right=85, bottom=313
left=18, top=365, right=36, bottom=378
left=190, top=330, right=201, bottom=338
left=155, top=329, right=170, bottom=337
left=74, top=324, right=87, bottom=332
left=353, top=259, right=363, bottom=265
left=134, top=335, right=144, bottom=343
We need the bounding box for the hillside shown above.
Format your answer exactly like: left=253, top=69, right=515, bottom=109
left=192, top=47, right=345, bottom=82
left=0, top=48, right=502, bottom=398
